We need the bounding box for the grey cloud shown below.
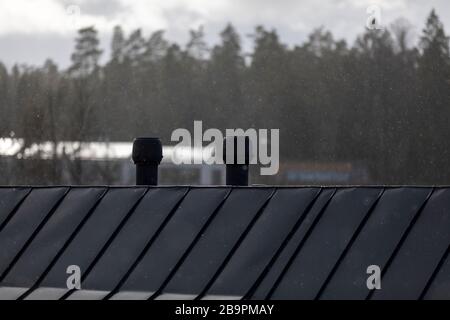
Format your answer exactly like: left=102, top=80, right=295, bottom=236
left=59, top=0, right=127, bottom=18
left=1, top=0, right=450, bottom=68
left=0, top=32, right=110, bottom=69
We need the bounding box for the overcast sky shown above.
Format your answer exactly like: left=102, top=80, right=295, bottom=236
left=1, top=0, right=450, bottom=68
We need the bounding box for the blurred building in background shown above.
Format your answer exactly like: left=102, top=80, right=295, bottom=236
left=0, top=138, right=369, bottom=185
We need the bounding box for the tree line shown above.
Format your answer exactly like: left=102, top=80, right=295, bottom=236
left=0, top=10, right=449, bottom=184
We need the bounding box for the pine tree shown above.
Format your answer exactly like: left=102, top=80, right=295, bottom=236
left=66, top=26, right=103, bottom=183
left=0, top=62, right=9, bottom=136
left=208, top=24, right=244, bottom=128
left=70, top=26, right=103, bottom=77
left=247, top=26, right=287, bottom=129
left=417, top=10, right=450, bottom=182
left=111, top=25, right=125, bottom=63
left=123, top=29, right=146, bottom=66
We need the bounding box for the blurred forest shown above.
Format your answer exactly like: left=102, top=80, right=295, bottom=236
left=0, top=10, right=449, bottom=185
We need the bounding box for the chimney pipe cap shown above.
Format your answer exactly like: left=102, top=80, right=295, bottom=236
left=132, top=137, right=163, bottom=165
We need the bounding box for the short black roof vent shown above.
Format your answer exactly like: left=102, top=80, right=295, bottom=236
left=132, top=137, right=163, bottom=186
left=223, top=136, right=250, bottom=186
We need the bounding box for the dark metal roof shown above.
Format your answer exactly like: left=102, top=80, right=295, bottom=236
left=0, top=186, right=448, bottom=300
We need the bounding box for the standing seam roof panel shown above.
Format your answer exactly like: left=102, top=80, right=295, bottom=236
left=157, top=188, right=274, bottom=299
left=24, top=187, right=146, bottom=300
left=0, top=186, right=449, bottom=300
left=203, top=188, right=320, bottom=298
left=0, top=187, right=30, bottom=229
left=251, top=188, right=336, bottom=299
left=371, top=188, right=450, bottom=300
left=112, top=188, right=230, bottom=299
left=270, top=188, right=383, bottom=299
left=423, top=247, right=450, bottom=300
left=0, top=187, right=106, bottom=300
left=67, top=187, right=188, bottom=300
left=320, top=187, right=431, bottom=300
left=0, top=188, right=68, bottom=278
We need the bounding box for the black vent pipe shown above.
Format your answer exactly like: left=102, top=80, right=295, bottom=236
left=223, top=136, right=250, bottom=186
left=132, top=137, right=163, bottom=185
